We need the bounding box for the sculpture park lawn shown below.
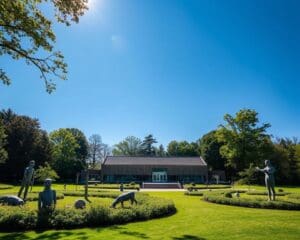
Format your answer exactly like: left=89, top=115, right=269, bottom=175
left=0, top=185, right=300, bottom=240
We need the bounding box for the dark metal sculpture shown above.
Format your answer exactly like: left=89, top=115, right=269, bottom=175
left=18, top=160, right=35, bottom=201
left=38, top=178, right=57, bottom=211
left=111, top=191, right=137, bottom=208
left=74, top=199, right=86, bottom=209
left=256, top=160, right=276, bottom=201
left=0, top=195, right=24, bottom=206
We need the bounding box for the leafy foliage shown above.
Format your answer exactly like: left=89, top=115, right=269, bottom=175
left=167, top=140, right=199, bottom=156
left=49, top=128, right=81, bottom=180
left=0, top=109, right=52, bottom=181
left=88, top=134, right=110, bottom=168
left=34, top=162, right=59, bottom=183
left=198, top=131, right=225, bottom=170
left=215, top=109, right=272, bottom=177
left=0, top=120, right=7, bottom=164
left=113, top=136, right=143, bottom=156
left=0, top=0, right=88, bottom=93
left=141, top=134, right=157, bottom=156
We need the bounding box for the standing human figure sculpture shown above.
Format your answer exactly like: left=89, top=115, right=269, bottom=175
left=38, top=178, right=57, bottom=211
left=18, top=160, right=35, bottom=201
left=256, top=160, right=276, bottom=201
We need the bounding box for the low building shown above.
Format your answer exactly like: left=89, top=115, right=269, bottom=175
left=101, top=156, right=208, bottom=183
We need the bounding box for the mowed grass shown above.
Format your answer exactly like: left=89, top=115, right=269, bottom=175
left=0, top=185, right=300, bottom=240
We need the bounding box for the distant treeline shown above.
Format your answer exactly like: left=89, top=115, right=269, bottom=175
left=0, top=108, right=299, bottom=185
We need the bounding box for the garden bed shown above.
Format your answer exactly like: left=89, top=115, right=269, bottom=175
left=203, top=190, right=300, bottom=210
left=0, top=192, right=176, bottom=231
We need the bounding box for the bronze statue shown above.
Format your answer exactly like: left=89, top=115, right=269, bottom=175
left=18, top=160, right=35, bottom=201
left=38, top=178, right=57, bottom=211
left=256, top=160, right=276, bottom=201
left=111, top=192, right=137, bottom=208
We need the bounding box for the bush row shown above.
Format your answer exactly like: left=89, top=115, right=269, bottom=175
left=0, top=193, right=176, bottom=231
left=184, top=184, right=231, bottom=190
left=184, top=191, right=204, bottom=196
left=245, top=190, right=288, bottom=196
left=287, top=193, right=300, bottom=200
left=0, top=184, right=14, bottom=190
left=63, top=191, right=120, bottom=199
left=203, top=190, right=300, bottom=210
left=88, top=184, right=140, bottom=190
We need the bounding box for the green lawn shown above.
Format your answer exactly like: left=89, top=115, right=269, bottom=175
left=0, top=185, right=300, bottom=240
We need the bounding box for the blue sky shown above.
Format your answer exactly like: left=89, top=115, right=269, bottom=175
left=0, top=0, right=299, bottom=146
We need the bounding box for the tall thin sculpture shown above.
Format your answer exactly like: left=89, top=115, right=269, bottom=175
left=18, top=160, right=35, bottom=201
left=256, top=160, right=276, bottom=201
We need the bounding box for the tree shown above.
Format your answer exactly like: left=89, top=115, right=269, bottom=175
left=0, top=120, right=7, bottom=164
left=215, top=109, right=272, bottom=177
left=0, top=109, right=52, bottom=181
left=167, top=140, right=199, bottom=156
left=34, top=162, right=59, bottom=183
left=49, top=128, right=81, bottom=180
left=156, top=144, right=166, bottom=157
left=113, top=136, right=142, bottom=156
left=141, top=134, right=157, bottom=156
left=66, top=128, right=88, bottom=165
left=270, top=138, right=300, bottom=184
left=0, top=0, right=88, bottom=93
left=238, top=163, right=257, bottom=190
left=88, top=134, right=110, bottom=168
left=198, top=131, right=226, bottom=170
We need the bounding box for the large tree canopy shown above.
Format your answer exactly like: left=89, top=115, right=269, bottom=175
left=113, top=136, right=143, bottom=156
left=215, top=109, right=272, bottom=176
left=198, top=131, right=226, bottom=171
left=0, top=120, right=7, bottom=164
left=0, top=0, right=88, bottom=93
left=49, top=128, right=82, bottom=180
left=167, top=140, right=199, bottom=156
left=0, top=109, right=52, bottom=181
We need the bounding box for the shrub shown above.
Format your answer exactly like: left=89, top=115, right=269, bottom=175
left=0, top=207, right=37, bottom=231
left=287, top=193, right=300, bottom=200
left=224, top=192, right=232, bottom=198
left=0, top=184, right=14, bottom=190
left=245, top=190, right=287, bottom=196
left=184, top=191, right=204, bottom=196
left=0, top=193, right=176, bottom=230
left=203, top=190, right=300, bottom=210
left=25, top=192, right=64, bottom=201
left=63, top=191, right=119, bottom=199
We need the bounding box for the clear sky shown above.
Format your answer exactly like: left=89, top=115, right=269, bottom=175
left=0, top=0, right=299, bottom=147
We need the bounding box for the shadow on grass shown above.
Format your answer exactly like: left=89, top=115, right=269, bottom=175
left=100, top=225, right=149, bottom=239
left=0, top=231, right=89, bottom=240
left=172, top=235, right=206, bottom=240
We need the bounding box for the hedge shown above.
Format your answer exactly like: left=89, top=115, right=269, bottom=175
left=0, top=184, right=14, bottom=190
left=63, top=191, right=120, bottom=199
left=88, top=184, right=140, bottom=190
left=184, top=191, right=204, bottom=196
left=184, top=184, right=231, bottom=191
left=0, top=192, right=64, bottom=202
left=203, top=190, right=300, bottom=210
left=245, top=190, right=288, bottom=196
left=0, top=193, right=176, bottom=231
